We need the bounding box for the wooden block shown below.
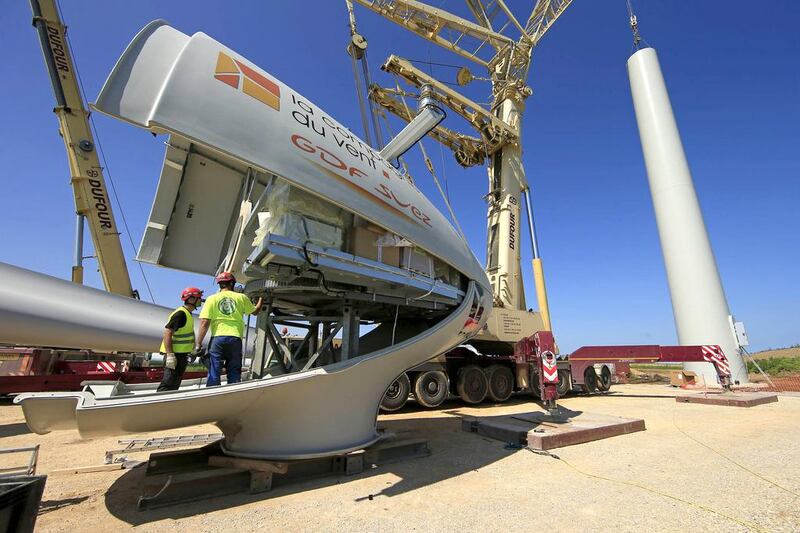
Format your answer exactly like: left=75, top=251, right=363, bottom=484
left=362, top=438, right=430, bottom=465
left=462, top=417, right=529, bottom=445
left=208, top=455, right=289, bottom=474
left=249, top=471, right=273, bottom=493
left=51, top=463, right=124, bottom=475
left=675, top=392, right=778, bottom=407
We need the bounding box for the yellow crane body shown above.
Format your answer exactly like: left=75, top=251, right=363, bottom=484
left=31, top=0, right=133, bottom=297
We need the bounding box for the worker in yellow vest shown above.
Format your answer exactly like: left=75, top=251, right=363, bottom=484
left=196, top=272, right=263, bottom=386
left=158, top=287, right=203, bottom=392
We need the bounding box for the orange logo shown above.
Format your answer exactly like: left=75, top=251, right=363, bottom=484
left=214, top=52, right=280, bottom=111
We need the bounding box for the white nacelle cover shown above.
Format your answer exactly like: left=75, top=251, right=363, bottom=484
left=93, top=21, right=486, bottom=286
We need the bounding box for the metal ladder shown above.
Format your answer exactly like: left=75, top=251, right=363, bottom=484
left=104, top=433, right=223, bottom=464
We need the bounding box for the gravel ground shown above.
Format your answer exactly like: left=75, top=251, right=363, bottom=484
left=1, top=384, right=798, bottom=532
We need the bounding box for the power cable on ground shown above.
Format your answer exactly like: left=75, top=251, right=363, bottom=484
left=671, top=407, right=799, bottom=499
left=528, top=448, right=768, bottom=532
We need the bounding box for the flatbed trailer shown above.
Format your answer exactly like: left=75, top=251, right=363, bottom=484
left=380, top=332, right=731, bottom=411
left=0, top=348, right=205, bottom=395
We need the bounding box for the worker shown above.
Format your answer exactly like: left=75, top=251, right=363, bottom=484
left=196, top=272, right=263, bottom=386
left=158, top=287, right=204, bottom=392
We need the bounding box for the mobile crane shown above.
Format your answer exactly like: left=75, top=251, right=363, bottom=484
left=347, top=1, right=733, bottom=411
left=342, top=0, right=570, bottom=410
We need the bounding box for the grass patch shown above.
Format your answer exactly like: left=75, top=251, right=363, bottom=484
left=747, top=357, right=800, bottom=376
left=630, top=363, right=681, bottom=372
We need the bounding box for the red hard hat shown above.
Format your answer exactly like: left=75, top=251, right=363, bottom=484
left=181, top=287, right=203, bottom=301
left=215, top=271, right=236, bottom=284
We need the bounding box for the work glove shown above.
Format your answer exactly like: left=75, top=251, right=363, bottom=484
left=189, top=346, right=205, bottom=364
left=165, top=353, right=178, bottom=370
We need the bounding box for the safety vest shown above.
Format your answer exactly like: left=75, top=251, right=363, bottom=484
left=160, top=306, right=195, bottom=353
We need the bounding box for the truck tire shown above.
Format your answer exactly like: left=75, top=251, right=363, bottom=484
left=457, top=365, right=488, bottom=404
left=413, top=370, right=449, bottom=408
left=557, top=369, right=571, bottom=397
left=486, top=365, right=514, bottom=402
left=530, top=375, right=541, bottom=399
left=597, top=366, right=613, bottom=392
left=381, top=374, right=410, bottom=412
left=582, top=367, right=598, bottom=394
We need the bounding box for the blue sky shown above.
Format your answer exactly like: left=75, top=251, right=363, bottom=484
left=1, top=1, right=797, bottom=352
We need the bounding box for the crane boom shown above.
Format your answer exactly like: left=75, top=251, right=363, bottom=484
left=30, top=0, right=134, bottom=297
left=354, top=0, right=511, bottom=67
left=352, top=0, right=575, bottom=325
left=354, top=0, right=573, bottom=92
left=370, top=85, right=486, bottom=167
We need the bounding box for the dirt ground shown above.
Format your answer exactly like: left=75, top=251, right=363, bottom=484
left=1, top=385, right=798, bottom=532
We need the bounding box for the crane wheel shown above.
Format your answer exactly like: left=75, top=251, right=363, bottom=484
left=556, top=369, right=571, bottom=397
left=597, top=366, right=613, bottom=392
left=413, top=370, right=449, bottom=408
left=457, top=365, right=488, bottom=404
left=381, top=373, right=410, bottom=412
left=486, top=365, right=514, bottom=402
left=581, top=367, right=598, bottom=394
left=530, top=375, right=541, bottom=399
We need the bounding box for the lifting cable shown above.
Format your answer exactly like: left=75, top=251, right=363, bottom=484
left=56, top=0, right=155, bottom=303
left=418, top=138, right=466, bottom=242
left=740, top=346, right=777, bottom=389
left=394, top=83, right=466, bottom=241
left=360, top=49, right=384, bottom=149
left=625, top=0, right=649, bottom=51
left=349, top=48, right=374, bottom=148
left=405, top=58, right=463, bottom=70
left=345, top=0, right=383, bottom=148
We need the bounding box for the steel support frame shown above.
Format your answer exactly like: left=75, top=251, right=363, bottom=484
left=255, top=301, right=363, bottom=374
left=341, top=303, right=361, bottom=361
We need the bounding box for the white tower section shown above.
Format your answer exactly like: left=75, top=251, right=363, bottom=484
left=627, top=47, right=747, bottom=384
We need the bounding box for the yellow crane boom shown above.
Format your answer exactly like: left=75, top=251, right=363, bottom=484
left=31, top=0, right=134, bottom=297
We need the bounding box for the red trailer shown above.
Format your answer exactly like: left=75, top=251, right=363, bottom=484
left=0, top=348, right=206, bottom=395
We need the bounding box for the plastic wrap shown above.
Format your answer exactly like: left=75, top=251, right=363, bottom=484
left=254, top=180, right=348, bottom=250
